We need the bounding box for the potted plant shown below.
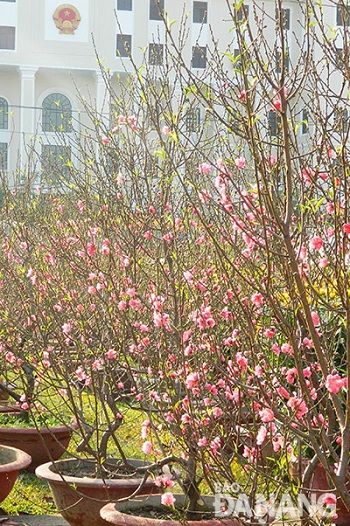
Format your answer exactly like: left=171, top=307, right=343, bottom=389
left=0, top=406, right=76, bottom=472
left=0, top=344, right=76, bottom=472
left=100, top=495, right=243, bottom=526
left=0, top=445, right=32, bottom=503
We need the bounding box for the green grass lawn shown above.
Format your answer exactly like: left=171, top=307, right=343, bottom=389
left=1, top=471, right=57, bottom=515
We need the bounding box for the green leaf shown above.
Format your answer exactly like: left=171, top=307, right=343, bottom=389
left=169, top=131, right=178, bottom=143
left=155, top=148, right=167, bottom=161
left=166, top=17, right=177, bottom=29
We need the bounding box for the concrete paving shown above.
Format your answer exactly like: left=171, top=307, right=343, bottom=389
left=0, top=516, right=337, bottom=526
left=1, top=518, right=313, bottom=526
left=1, top=517, right=306, bottom=526
left=0, top=516, right=69, bottom=525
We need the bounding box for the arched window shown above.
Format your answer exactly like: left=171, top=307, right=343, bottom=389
left=186, top=107, right=201, bottom=133
left=0, top=98, right=9, bottom=129
left=42, top=93, right=72, bottom=132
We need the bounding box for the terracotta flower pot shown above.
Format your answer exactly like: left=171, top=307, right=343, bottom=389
left=35, top=457, right=159, bottom=526
left=0, top=444, right=32, bottom=503
left=100, top=494, right=242, bottom=526
left=0, top=390, right=9, bottom=402
left=0, top=420, right=77, bottom=472
left=303, top=463, right=350, bottom=526
left=0, top=403, right=17, bottom=414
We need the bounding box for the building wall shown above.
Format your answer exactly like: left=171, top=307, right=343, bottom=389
left=0, top=0, right=345, bottom=185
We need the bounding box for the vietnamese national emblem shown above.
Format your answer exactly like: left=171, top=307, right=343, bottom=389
left=53, top=4, right=81, bottom=35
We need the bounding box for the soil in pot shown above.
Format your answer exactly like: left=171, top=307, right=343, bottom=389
left=100, top=494, right=244, bottom=526
left=0, top=445, right=32, bottom=503
left=35, top=457, right=160, bottom=526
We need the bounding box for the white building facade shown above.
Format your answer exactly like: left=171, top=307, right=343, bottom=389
left=0, top=0, right=347, bottom=186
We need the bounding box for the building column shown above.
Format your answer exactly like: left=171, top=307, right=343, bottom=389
left=19, top=66, right=38, bottom=168
left=172, top=80, right=183, bottom=114
left=95, top=71, right=108, bottom=120
left=94, top=71, right=109, bottom=161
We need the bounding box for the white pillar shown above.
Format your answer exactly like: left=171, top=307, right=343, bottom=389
left=94, top=71, right=109, bottom=161
left=95, top=71, right=108, bottom=119
left=19, top=66, right=38, bottom=167
left=172, top=80, right=183, bottom=114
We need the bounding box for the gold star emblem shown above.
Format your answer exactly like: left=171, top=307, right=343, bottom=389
left=53, top=5, right=81, bottom=34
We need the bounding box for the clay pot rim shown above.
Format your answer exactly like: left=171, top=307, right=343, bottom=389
left=35, top=458, right=157, bottom=489
left=0, top=410, right=78, bottom=434
left=100, top=494, right=240, bottom=526
left=0, top=403, right=20, bottom=413
left=0, top=444, right=32, bottom=472
left=0, top=421, right=77, bottom=435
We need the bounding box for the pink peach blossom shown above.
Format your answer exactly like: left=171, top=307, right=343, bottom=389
left=268, top=155, right=276, bottom=166
left=142, top=441, right=153, bottom=454
left=185, top=372, right=199, bottom=389
left=127, top=115, right=137, bottom=125
left=303, top=337, right=313, bottom=349
left=238, top=90, right=246, bottom=102
left=154, top=475, right=174, bottom=488
left=62, top=322, right=72, bottom=334
left=264, top=327, right=276, bottom=338
left=259, top=408, right=274, bottom=423
left=256, top=425, right=267, bottom=445
left=272, top=95, right=282, bottom=111
left=87, top=243, right=96, bottom=256
left=210, top=437, right=221, bottom=455
left=311, top=312, right=320, bottom=326
left=309, top=236, right=323, bottom=251
left=106, top=349, right=116, bottom=359
left=281, top=343, right=293, bottom=355
left=272, top=436, right=283, bottom=452
left=236, top=352, right=248, bottom=372
left=75, top=366, right=87, bottom=381
left=198, top=163, right=211, bottom=174
left=251, top=292, right=264, bottom=307
left=326, top=202, right=334, bottom=214
left=213, top=407, right=223, bottom=418
left=319, top=257, right=329, bottom=268
left=287, top=396, right=308, bottom=419
left=161, top=492, right=176, bottom=506
left=320, top=493, right=336, bottom=506
left=5, top=351, right=16, bottom=363
left=277, top=386, right=290, bottom=399
left=325, top=374, right=347, bottom=394
left=235, top=156, right=246, bottom=168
